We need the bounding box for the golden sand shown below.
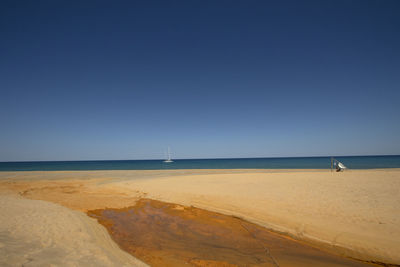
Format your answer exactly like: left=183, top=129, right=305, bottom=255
left=1, top=169, right=399, bottom=265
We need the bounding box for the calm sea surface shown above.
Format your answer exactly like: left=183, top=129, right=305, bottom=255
left=1, top=156, right=399, bottom=171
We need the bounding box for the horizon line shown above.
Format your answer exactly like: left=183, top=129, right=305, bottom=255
left=1, top=154, right=399, bottom=163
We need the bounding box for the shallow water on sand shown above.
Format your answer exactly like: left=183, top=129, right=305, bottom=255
left=88, top=199, right=373, bottom=267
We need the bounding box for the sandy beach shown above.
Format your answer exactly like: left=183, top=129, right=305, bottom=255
left=3, top=0, right=400, bottom=265
left=0, top=169, right=399, bottom=266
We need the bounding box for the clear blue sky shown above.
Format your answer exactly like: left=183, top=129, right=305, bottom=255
left=1, top=0, right=399, bottom=161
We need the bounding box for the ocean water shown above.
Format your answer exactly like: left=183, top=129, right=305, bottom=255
left=0, top=155, right=400, bottom=171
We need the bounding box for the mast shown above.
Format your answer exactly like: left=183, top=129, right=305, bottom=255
left=164, top=146, right=173, bottom=163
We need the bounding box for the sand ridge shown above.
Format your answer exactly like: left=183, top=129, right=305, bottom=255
left=0, top=194, right=148, bottom=266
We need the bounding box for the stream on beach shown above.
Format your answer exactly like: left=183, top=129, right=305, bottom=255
left=88, top=199, right=374, bottom=267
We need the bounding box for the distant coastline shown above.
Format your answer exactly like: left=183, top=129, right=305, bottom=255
left=1, top=155, right=400, bottom=171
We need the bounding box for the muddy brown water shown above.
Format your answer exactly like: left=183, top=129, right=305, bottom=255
left=87, top=199, right=373, bottom=267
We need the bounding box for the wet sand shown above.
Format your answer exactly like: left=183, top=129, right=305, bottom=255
left=88, top=198, right=373, bottom=267
left=0, top=169, right=399, bottom=266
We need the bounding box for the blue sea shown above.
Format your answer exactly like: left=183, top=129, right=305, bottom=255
left=0, top=155, right=400, bottom=171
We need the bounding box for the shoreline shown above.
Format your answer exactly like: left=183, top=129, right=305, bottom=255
left=1, top=168, right=400, bottom=182
left=1, top=167, right=400, bottom=173
left=1, top=169, right=399, bottom=265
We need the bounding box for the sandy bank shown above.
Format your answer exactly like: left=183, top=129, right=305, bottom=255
left=1, top=169, right=399, bottom=265
left=0, top=194, right=147, bottom=267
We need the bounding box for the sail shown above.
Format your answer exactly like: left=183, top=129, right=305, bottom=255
left=164, top=147, right=173, bottom=163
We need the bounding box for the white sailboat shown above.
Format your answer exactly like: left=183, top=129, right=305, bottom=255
left=164, top=147, right=173, bottom=163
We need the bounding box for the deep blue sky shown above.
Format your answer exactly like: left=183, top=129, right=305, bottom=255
left=1, top=0, right=399, bottom=161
